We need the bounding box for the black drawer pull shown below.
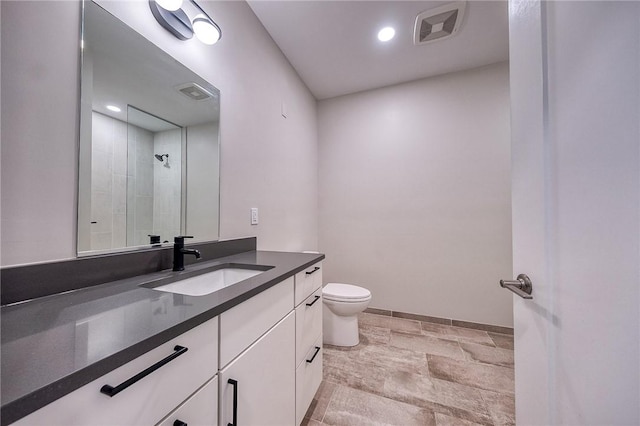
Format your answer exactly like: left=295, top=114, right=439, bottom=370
left=305, top=266, right=320, bottom=275
left=228, top=379, right=238, bottom=426
left=306, top=295, right=321, bottom=307
left=306, top=346, right=321, bottom=363
left=174, top=421, right=187, bottom=426
left=100, top=345, right=188, bottom=397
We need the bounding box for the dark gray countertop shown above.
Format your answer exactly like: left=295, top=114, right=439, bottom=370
left=0, top=250, right=324, bottom=425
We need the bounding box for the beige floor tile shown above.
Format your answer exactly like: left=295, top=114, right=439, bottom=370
left=390, top=331, right=465, bottom=360
left=323, top=385, right=436, bottom=426
left=420, top=321, right=453, bottom=333
left=358, top=344, right=430, bottom=375
left=460, top=341, right=515, bottom=368
left=323, top=356, right=388, bottom=396
left=389, top=317, right=422, bottom=334
left=358, top=312, right=392, bottom=329
left=488, top=332, right=514, bottom=350
left=435, top=412, right=486, bottom=426
left=307, top=380, right=337, bottom=422
left=421, top=322, right=495, bottom=346
left=317, top=317, right=515, bottom=425
left=480, top=389, right=515, bottom=418
left=490, top=409, right=516, bottom=426
left=427, top=354, right=515, bottom=394
left=323, top=345, right=362, bottom=364
left=431, top=378, right=495, bottom=423
left=359, top=324, right=391, bottom=345
left=381, top=370, right=494, bottom=425
left=445, top=325, right=496, bottom=346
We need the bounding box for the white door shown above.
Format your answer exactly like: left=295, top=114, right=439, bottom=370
left=509, top=1, right=639, bottom=424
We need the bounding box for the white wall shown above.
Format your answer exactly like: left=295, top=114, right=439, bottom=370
left=1, top=0, right=318, bottom=266
left=318, top=62, right=513, bottom=327
left=1, top=1, right=80, bottom=264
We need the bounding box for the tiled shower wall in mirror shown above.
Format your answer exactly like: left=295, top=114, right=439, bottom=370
left=89, top=111, right=182, bottom=250
left=90, top=111, right=130, bottom=250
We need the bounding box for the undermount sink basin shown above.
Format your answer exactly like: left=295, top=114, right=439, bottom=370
left=141, top=263, right=273, bottom=296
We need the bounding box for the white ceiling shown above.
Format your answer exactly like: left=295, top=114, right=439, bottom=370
left=247, top=1, right=509, bottom=100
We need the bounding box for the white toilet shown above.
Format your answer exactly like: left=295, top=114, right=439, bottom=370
left=322, top=283, right=372, bottom=347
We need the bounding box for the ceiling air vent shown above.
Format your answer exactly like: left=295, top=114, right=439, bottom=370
left=175, top=82, right=213, bottom=101
left=413, top=1, right=466, bottom=45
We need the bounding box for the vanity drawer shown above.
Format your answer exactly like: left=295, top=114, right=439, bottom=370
left=295, top=288, right=323, bottom=368
left=157, top=375, right=218, bottom=426
left=295, top=335, right=323, bottom=426
left=219, top=277, right=294, bottom=368
left=294, top=262, right=323, bottom=306
left=13, top=317, right=218, bottom=426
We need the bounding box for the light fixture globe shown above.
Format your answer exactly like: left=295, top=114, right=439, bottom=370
left=149, top=0, right=221, bottom=46
left=155, top=0, right=183, bottom=12
left=192, top=15, right=221, bottom=45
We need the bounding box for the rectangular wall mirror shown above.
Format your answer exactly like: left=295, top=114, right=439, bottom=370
left=78, top=1, right=220, bottom=255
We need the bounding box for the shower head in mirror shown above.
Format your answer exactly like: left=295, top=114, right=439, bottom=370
left=155, top=154, right=169, bottom=162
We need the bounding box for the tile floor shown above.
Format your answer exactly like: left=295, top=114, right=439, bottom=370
left=302, top=312, right=515, bottom=426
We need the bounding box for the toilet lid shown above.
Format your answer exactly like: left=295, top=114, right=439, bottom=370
left=323, top=283, right=371, bottom=301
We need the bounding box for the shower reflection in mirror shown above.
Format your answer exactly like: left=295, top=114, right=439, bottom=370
left=88, top=106, right=184, bottom=248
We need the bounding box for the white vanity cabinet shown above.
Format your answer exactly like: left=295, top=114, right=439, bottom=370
left=220, top=312, right=296, bottom=426
left=219, top=277, right=294, bottom=367
left=157, top=376, right=218, bottom=426
left=11, top=261, right=324, bottom=426
left=13, top=317, right=219, bottom=426
left=294, top=262, right=323, bottom=425
left=218, top=278, right=296, bottom=425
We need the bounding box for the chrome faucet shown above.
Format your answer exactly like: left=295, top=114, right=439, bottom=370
left=173, top=236, right=201, bottom=271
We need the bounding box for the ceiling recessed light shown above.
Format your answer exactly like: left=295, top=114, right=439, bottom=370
left=106, top=105, right=121, bottom=112
left=377, top=27, right=395, bottom=42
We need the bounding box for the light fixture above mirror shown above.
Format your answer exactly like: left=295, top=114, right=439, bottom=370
left=149, top=0, right=221, bottom=45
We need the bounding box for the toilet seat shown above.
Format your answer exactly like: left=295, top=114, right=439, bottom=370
left=323, top=283, right=371, bottom=302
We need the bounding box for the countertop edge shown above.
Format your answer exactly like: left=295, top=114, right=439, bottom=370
left=1, top=253, right=324, bottom=425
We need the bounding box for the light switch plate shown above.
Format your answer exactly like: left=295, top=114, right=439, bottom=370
left=251, top=208, right=259, bottom=225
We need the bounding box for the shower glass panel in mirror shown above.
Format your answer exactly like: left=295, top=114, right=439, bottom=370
left=77, top=1, right=220, bottom=255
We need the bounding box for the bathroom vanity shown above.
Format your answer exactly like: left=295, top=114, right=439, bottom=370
left=1, top=247, right=324, bottom=426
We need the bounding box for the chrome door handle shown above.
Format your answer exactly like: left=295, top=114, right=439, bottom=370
left=500, top=274, right=533, bottom=299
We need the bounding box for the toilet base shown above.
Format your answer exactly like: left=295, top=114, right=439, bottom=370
left=323, top=304, right=360, bottom=347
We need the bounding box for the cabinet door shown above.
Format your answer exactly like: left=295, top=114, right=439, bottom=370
left=295, top=336, right=323, bottom=426
left=220, top=312, right=295, bottom=426
left=157, top=376, right=218, bottom=426
left=219, top=277, right=294, bottom=368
